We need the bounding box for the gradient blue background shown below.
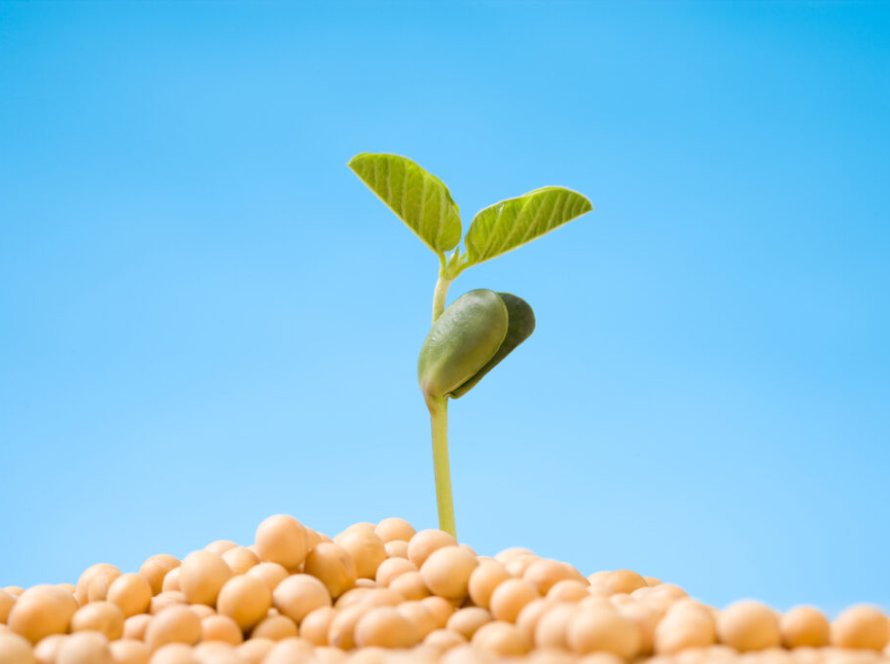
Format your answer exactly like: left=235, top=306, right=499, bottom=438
left=1, top=1, right=888, bottom=613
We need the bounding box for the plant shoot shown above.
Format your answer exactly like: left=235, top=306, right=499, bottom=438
left=349, top=153, right=592, bottom=536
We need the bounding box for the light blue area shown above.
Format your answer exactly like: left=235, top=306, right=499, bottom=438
left=1, top=1, right=888, bottom=614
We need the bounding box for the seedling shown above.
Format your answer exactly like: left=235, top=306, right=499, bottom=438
left=349, top=153, right=592, bottom=537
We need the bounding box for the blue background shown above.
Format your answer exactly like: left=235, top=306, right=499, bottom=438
left=1, top=1, right=888, bottom=613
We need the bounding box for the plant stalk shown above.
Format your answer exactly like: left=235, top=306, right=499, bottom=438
left=432, top=272, right=452, bottom=322
left=428, top=395, right=456, bottom=537
left=430, top=264, right=457, bottom=536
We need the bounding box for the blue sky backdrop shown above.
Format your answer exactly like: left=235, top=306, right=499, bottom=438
left=1, top=1, right=888, bottom=613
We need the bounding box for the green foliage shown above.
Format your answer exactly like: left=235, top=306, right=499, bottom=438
left=464, top=186, right=592, bottom=266
left=348, top=153, right=462, bottom=254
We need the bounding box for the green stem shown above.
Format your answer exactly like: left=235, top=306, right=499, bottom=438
left=430, top=255, right=457, bottom=535
left=428, top=396, right=456, bottom=537
left=432, top=271, right=452, bottom=322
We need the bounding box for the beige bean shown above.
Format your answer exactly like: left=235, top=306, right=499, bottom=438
left=216, top=575, right=271, bottom=631
left=144, top=606, right=201, bottom=651
left=138, top=556, right=180, bottom=597
left=149, top=592, right=186, bottom=615
left=250, top=614, right=298, bottom=641
left=602, top=570, right=647, bottom=595
left=204, top=540, right=238, bottom=557
left=75, top=565, right=120, bottom=606
left=328, top=605, right=371, bottom=650
left=108, top=575, right=152, bottom=619
left=420, top=546, right=478, bottom=601
left=407, top=530, right=457, bottom=568
left=547, top=580, right=589, bottom=603
left=424, top=628, right=466, bottom=652
left=490, top=578, right=539, bottom=623
left=236, top=637, right=275, bottom=664
left=333, top=529, right=386, bottom=580
left=354, top=606, right=421, bottom=649
left=200, top=614, right=242, bottom=645
left=831, top=605, right=889, bottom=651
left=0, top=591, right=15, bottom=626
left=718, top=600, right=781, bottom=652
left=472, top=621, right=531, bottom=656
left=447, top=607, right=492, bottom=640
left=568, top=606, right=641, bottom=659
left=161, top=569, right=181, bottom=594
left=34, top=633, right=67, bottom=664
left=179, top=552, right=232, bottom=607
left=468, top=559, right=511, bottom=610
left=781, top=605, right=830, bottom=648
left=70, top=601, right=124, bottom=640
left=148, top=643, right=195, bottom=664
left=389, top=572, right=430, bottom=601
left=8, top=586, right=78, bottom=644
left=246, top=562, right=288, bottom=592
left=300, top=606, right=336, bottom=645
left=396, top=601, right=438, bottom=639
left=108, top=638, right=150, bottom=664
left=264, top=637, right=314, bottom=664
left=0, top=632, right=37, bottom=664
left=420, top=596, right=455, bottom=629
left=375, top=518, right=416, bottom=543
left=304, top=542, right=358, bottom=598
left=255, top=515, right=309, bottom=571
left=56, top=632, right=111, bottom=664
left=221, top=547, right=260, bottom=575
left=272, top=574, right=331, bottom=625
left=534, top=602, right=576, bottom=650
left=123, top=614, right=151, bottom=641
left=515, top=598, right=551, bottom=641
left=374, top=558, right=416, bottom=588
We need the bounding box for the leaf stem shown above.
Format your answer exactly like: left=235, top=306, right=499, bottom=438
left=432, top=271, right=453, bottom=322
left=430, top=255, right=457, bottom=535
left=428, top=396, right=456, bottom=537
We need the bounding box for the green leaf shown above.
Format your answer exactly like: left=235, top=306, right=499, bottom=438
left=449, top=292, right=535, bottom=398
left=417, top=289, right=535, bottom=402
left=464, top=186, right=592, bottom=266
left=348, top=153, right=462, bottom=254
left=417, top=290, right=508, bottom=402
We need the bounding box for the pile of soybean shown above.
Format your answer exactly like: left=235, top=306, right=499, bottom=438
left=0, top=516, right=887, bottom=664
